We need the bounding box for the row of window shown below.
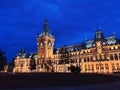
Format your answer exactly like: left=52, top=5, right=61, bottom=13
left=54, top=52, right=80, bottom=58
left=83, top=55, right=107, bottom=62
left=109, top=46, right=120, bottom=50
left=110, top=53, right=120, bottom=60
left=54, top=45, right=120, bottom=58
left=54, top=53, right=120, bottom=63
left=112, top=63, right=120, bottom=70
left=38, top=42, right=53, bottom=47
left=54, top=49, right=92, bottom=58
left=54, top=52, right=120, bottom=59
left=83, top=53, right=120, bottom=62
left=54, top=59, right=79, bottom=64
left=85, top=63, right=120, bottom=71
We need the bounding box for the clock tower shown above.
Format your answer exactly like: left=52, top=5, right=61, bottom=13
left=95, top=30, right=104, bottom=53
left=37, top=20, right=54, bottom=64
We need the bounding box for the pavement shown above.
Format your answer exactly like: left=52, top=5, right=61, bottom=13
left=3, top=81, right=120, bottom=90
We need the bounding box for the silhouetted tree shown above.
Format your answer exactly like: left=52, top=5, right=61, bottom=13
left=9, top=58, right=15, bottom=67
left=8, top=58, right=15, bottom=72
left=0, top=49, right=7, bottom=71
left=45, top=60, right=54, bottom=72
left=30, top=54, right=36, bottom=71
left=68, top=65, right=81, bottom=73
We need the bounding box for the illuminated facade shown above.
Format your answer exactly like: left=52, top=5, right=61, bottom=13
left=13, top=20, right=120, bottom=73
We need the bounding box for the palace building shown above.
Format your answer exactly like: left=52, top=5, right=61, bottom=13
left=13, top=20, right=120, bottom=73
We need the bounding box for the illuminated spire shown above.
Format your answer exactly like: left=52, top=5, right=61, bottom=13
left=43, top=19, right=49, bottom=35
left=39, top=19, right=53, bottom=37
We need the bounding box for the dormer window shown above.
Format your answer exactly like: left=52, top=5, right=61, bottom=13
left=48, top=42, right=51, bottom=46
left=103, top=42, right=106, bottom=45
left=40, top=43, right=43, bottom=46
left=106, top=36, right=116, bottom=45
left=93, top=44, right=95, bottom=47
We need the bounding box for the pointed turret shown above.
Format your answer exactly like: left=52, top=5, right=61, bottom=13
left=40, top=19, right=53, bottom=37
left=94, top=29, right=104, bottom=41
left=37, top=19, right=55, bottom=64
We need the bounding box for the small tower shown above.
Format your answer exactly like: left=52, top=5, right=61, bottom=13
left=94, top=30, right=104, bottom=54
left=37, top=20, right=54, bottom=64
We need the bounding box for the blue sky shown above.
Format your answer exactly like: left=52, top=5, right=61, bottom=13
left=0, top=0, right=120, bottom=62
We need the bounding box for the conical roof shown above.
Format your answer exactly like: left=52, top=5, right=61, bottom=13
left=39, top=19, right=53, bottom=37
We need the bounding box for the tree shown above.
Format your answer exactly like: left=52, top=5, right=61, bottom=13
left=0, top=49, right=7, bottom=71
left=9, top=58, right=15, bottom=67
left=8, top=58, right=15, bottom=72
left=45, top=60, right=54, bottom=72
left=68, top=65, right=81, bottom=73
left=30, top=54, right=36, bottom=71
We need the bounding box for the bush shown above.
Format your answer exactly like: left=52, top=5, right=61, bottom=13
left=68, top=65, right=81, bottom=73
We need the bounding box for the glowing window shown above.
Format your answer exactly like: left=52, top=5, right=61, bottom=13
left=40, top=43, right=43, bottom=46
left=48, top=42, right=51, bottom=46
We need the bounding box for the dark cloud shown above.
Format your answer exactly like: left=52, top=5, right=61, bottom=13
left=0, top=0, right=120, bottom=62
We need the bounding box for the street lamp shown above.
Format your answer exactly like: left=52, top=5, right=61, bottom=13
left=64, top=60, right=66, bottom=73
left=56, top=60, right=58, bottom=72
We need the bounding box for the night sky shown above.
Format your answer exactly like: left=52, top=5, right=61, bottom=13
left=0, top=0, right=120, bottom=63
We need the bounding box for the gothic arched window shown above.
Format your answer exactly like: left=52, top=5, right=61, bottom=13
left=48, top=42, right=51, bottom=46
left=40, top=43, right=43, bottom=46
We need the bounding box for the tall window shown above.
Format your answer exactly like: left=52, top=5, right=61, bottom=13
left=40, top=43, right=43, bottom=46
left=21, top=64, right=23, bottom=67
left=119, top=53, right=120, bottom=59
left=110, top=54, right=114, bottom=60
left=116, top=63, right=119, bottom=70
left=104, top=55, right=106, bottom=60
left=88, top=65, right=90, bottom=70
left=105, top=64, right=109, bottom=70
left=99, top=55, right=102, bottom=60
left=100, top=64, right=104, bottom=70
left=96, top=64, right=99, bottom=70
left=87, top=57, right=89, bottom=62
left=112, top=63, right=115, bottom=70
left=102, top=55, right=104, bottom=60
left=115, top=54, right=118, bottom=60
left=91, top=56, right=93, bottom=61
left=85, top=65, right=87, bottom=71
left=91, top=64, right=94, bottom=71
left=48, top=42, right=51, bottom=46
left=84, top=57, right=86, bottom=62
left=96, top=55, right=98, bottom=61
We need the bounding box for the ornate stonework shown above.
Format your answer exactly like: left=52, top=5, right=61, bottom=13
left=13, top=20, right=120, bottom=73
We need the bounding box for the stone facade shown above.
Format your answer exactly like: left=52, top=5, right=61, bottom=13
left=13, top=20, right=120, bottom=73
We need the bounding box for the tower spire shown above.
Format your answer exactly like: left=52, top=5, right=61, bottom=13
left=40, top=19, right=52, bottom=37
left=43, top=19, right=49, bottom=35
left=37, top=19, right=55, bottom=64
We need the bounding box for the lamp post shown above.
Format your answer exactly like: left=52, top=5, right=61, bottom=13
left=56, top=60, right=58, bottom=72
left=99, top=62, right=101, bottom=73
left=64, top=60, right=66, bottom=73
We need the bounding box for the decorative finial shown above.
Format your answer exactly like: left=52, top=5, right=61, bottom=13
left=39, top=19, right=53, bottom=37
